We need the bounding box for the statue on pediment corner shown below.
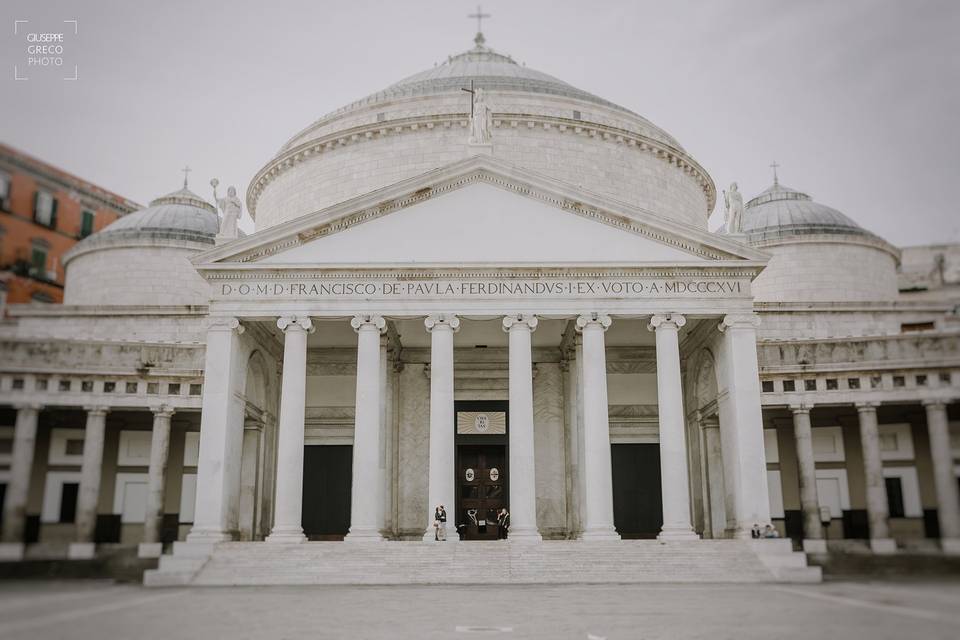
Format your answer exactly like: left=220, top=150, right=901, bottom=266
left=469, top=88, right=492, bottom=145
left=723, top=182, right=743, bottom=234
left=212, top=178, right=241, bottom=240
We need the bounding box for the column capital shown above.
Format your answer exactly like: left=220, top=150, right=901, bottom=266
left=83, top=405, right=110, bottom=417
left=206, top=316, right=245, bottom=335
left=351, top=314, right=386, bottom=333
left=922, top=399, right=951, bottom=409
left=150, top=405, right=175, bottom=419
left=575, top=312, right=612, bottom=332
left=855, top=401, right=880, bottom=412
left=12, top=402, right=43, bottom=412
left=648, top=313, right=686, bottom=332
left=718, top=313, right=761, bottom=333
left=277, top=315, right=314, bottom=333
left=502, top=314, right=538, bottom=332
left=789, top=403, right=812, bottom=415
left=424, top=313, right=460, bottom=332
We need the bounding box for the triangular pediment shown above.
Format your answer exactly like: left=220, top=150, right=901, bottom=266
left=194, top=155, right=768, bottom=268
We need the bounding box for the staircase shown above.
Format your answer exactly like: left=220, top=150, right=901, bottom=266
left=144, top=539, right=820, bottom=586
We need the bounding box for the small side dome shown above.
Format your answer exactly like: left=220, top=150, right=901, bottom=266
left=737, top=176, right=901, bottom=304
left=62, top=182, right=219, bottom=306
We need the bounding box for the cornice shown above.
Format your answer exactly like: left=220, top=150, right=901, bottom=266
left=246, top=112, right=716, bottom=219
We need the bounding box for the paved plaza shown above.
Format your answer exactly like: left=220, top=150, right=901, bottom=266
left=0, top=580, right=958, bottom=639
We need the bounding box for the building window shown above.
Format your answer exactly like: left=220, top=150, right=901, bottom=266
left=103, top=381, right=116, bottom=393
left=870, top=375, right=882, bottom=389
left=782, top=380, right=796, bottom=392
left=30, top=240, right=49, bottom=275
left=12, top=378, right=24, bottom=390
left=167, top=382, right=181, bottom=395
left=59, top=483, right=79, bottom=523
left=825, top=379, right=838, bottom=390
left=376, top=112, right=386, bottom=122
left=36, top=378, right=48, bottom=391
left=125, top=382, right=138, bottom=394
left=33, top=190, right=58, bottom=228
left=804, top=379, right=817, bottom=391
left=940, top=372, right=952, bottom=385
left=901, top=322, right=935, bottom=333
left=892, top=375, right=905, bottom=388
left=58, top=379, right=71, bottom=392
left=761, top=380, right=774, bottom=392
left=916, top=374, right=928, bottom=387
left=0, top=172, right=11, bottom=210
left=572, top=110, right=582, bottom=120
left=885, top=477, right=905, bottom=518
left=81, top=380, right=93, bottom=392
left=80, top=209, right=95, bottom=238
left=147, top=382, right=159, bottom=394
left=189, top=383, right=202, bottom=396
left=847, top=378, right=861, bottom=389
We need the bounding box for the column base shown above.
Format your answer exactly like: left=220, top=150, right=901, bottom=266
left=802, top=539, right=828, bottom=554
left=0, top=543, right=25, bottom=561
left=657, top=526, right=699, bottom=542
left=186, top=528, right=234, bottom=543
left=68, top=542, right=96, bottom=559
left=265, top=527, right=307, bottom=544
left=506, top=527, right=542, bottom=543
left=344, top=527, right=386, bottom=542
left=869, top=538, right=898, bottom=554
left=580, top=526, right=621, bottom=541
left=940, top=538, right=960, bottom=555
left=137, top=542, right=164, bottom=558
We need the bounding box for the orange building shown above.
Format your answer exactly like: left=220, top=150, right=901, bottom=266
left=0, top=143, right=140, bottom=306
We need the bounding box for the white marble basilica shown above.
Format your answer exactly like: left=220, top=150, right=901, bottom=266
left=1, top=32, right=958, bottom=584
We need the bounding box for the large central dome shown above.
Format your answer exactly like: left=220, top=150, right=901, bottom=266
left=249, top=35, right=715, bottom=231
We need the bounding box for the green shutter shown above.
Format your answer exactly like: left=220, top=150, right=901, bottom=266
left=32, top=191, right=38, bottom=218
left=50, top=198, right=58, bottom=229
left=31, top=247, right=46, bottom=272
left=80, top=210, right=94, bottom=237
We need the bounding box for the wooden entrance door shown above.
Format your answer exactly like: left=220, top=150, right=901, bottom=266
left=457, top=445, right=507, bottom=540
left=302, top=445, right=352, bottom=540
left=611, top=443, right=663, bottom=538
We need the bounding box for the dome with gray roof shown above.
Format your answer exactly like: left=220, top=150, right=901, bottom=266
left=740, top=180, right=878, bottom=242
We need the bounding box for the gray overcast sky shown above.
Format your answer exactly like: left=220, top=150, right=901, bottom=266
left=1, top=0, right=958, bottom=244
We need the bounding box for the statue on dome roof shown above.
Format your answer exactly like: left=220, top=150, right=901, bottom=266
left=723, top=182, right=744, bottom=234
left=211, top=178, right=241, bottom=241
left=468, top=87, right=493, bottom=145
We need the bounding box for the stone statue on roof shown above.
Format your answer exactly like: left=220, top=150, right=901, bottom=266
left=723, top=182, right=744, bottom=234
left=469, top=88, right=492, bottom=145
left=212, top=179, right=241, bottom=241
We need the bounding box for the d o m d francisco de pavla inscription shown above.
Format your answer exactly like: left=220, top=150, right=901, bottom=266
left=216, top=277, right=747, bottom=300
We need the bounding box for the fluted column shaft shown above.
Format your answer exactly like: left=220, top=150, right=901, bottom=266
left=791, top=405, right=824, bottom=544
left=924, top=401, right=960, bottom=552
left=504, top=314, right=542, bottom=541
left=649, top=314, right=698, bottom=540
left=576, top=313, right=619, bottom=540
left=346, top=314, right=387, bottom=541
left=143, top=407, right=174, bottom=545
left=266, top=315, right=313, bottom=543
left=423, top=314, right=459, bottom=541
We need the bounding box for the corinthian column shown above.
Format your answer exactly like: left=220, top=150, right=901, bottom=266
left=923, top=401, right=960, bottom=554
left=576, top=313, right=619, bottom=541
left=139, top=405, right=174, bottom=558
left=503, top=314, right=542, bottom=542
left=266, top=315, right=313, bottom=544
left=69, top=406, right=109, bottom=559
left=649, top=313, right=697, bottom=540
left=422, top=314, right=459, bottom=541
left=345, top=314, right=387, bottom=542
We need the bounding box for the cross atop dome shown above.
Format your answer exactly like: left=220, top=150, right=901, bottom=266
left=468, top=5, right=491, bottom=47
left=769, top=161, right=780, bottom=186
left=181, top=165, right=192, bottom=189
